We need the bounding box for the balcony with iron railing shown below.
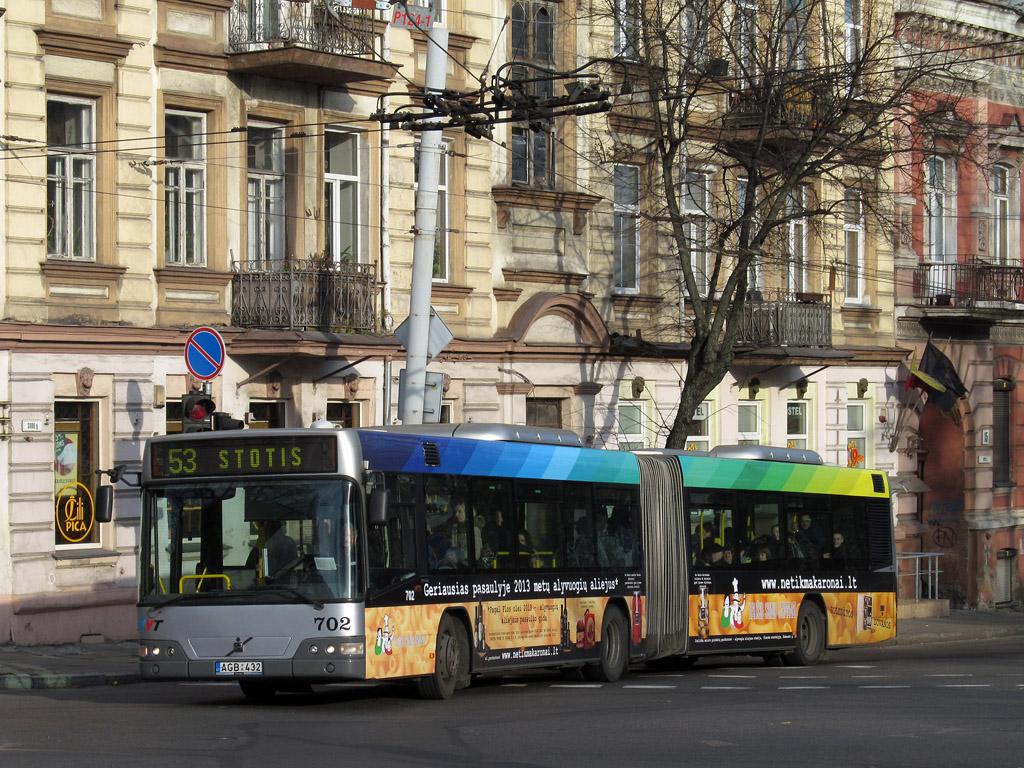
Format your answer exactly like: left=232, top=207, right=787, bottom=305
left=227, top=0, right=393, bottom=86
left=737, top=290, right=832, bottom=347
left=912, top=260, right=1024, bottom=308
left=232, top=258, right=378, bottom=333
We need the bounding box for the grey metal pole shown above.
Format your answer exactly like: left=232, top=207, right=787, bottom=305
left=401, top=24, right=449, bottom=425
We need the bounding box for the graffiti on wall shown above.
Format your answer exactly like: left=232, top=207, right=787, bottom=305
left=926, top=499, right=964, bottom=550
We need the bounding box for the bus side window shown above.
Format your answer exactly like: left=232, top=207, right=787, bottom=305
left=826, top=497, right=868, bottom=570
left=471, top=478, right=514, bottom=570
left=594, top=487, right=640, bottom=569
left=516, top=481, right=563, bottom=570
left=564, top=483, right=594, bottom=569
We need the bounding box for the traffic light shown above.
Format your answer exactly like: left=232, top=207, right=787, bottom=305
left=213, top=412, right=245, bottom=431
left=181, top=393, right=216, bottom=433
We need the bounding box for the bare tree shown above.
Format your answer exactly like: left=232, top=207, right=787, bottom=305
left=584, top=0, right=978, bottom=447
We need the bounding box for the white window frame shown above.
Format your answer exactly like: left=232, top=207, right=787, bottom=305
left=614, top=164, right=641, bottom=293
left=786, top=399, right=809, bottom=450
left=47, top=95, right=96, bottom=262
left=684, top=167, right=713, bottom=296
left=993, top=165, right=1012, bottom=265
left=925, top=156, right=955, bottom=264
left=738, top=177, right=762, bottom=293
left=247, top=122, right=286, bottom=269
left=615, top=0, right=640, bottom=59
left=682, top=0, right=710, bottom=67
left=787, top=185, right=807, bottom=294
left=510, top=0, right=556, bottom=188
left=737, top=401, right=761, bottom=445
left=164, top=110, right=207, bottom=267
left=618, top=400, right=647, bottom=450
left=687, top=400, right=713, bottom=452
left=785, top=0, right=808, bottom=69
left=432, top=0, right=445, bottom=26
left=736, top=0, right=757, bottom=88
left=846, top=400, right=867, bottom=468
left=844, top=188, right=865, bottom=304
left=844, top=0, right=862, bottom=89
left=325, top=126, right=362, bottom=266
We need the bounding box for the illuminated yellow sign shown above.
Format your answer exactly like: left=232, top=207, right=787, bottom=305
left=55, top=482, right=95, bottom=543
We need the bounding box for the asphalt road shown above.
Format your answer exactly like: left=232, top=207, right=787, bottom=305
left=1, top=635, right=1022, bottom=768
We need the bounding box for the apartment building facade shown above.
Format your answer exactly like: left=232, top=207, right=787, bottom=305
left=0, top=0, right=938, bottom=645
left=892, top=0, right=1024, bottom=608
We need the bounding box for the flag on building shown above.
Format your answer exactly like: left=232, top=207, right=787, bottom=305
left=905, top=340, right=968, bottom=423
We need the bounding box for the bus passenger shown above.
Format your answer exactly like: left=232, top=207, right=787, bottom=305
left=247, top=520, right=299, bottom=582
left=567, top=517, right=594, bottom=567
left=769, top=524, right=785, bottom=558
left=704, top=543, right=725, bottom=567
left=517, top=529, right=539, bottom=568
left=595, top=514, right=624, bottom=566
left=827, top=531, right=854, bottom=563
left=479, top=510, right=513, bottom=568
left=610, top=505, right=638, bottom=565
left=795, top=514, right=827, bottom=558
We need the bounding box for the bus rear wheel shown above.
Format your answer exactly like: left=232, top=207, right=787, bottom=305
left=783, top=601, right=825, bottom=667
left=417, top=614, right=469, bottom=700
left=584, top=606, right=628, bottom=683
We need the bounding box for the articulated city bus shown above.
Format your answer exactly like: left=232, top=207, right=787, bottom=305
left=135, top=424, right=895, bottom=699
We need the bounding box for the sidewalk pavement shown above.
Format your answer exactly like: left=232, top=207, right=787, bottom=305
left=1, top=608, right=1022, bottom=691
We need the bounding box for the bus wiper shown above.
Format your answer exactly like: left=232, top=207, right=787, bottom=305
left=145, top=586, right=324, bottom=613
left=253, top=585, right=325, bottom=610
left=145, top=590, right=226, bottom=614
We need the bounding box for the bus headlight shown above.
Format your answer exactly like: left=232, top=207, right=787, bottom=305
left=304, top=639, right=363, bottom=658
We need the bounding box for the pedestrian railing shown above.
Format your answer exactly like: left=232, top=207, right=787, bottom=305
left=897, top=551, right=943, bottom=601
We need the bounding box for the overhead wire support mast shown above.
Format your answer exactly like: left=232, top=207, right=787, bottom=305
left=401, top=22, right=450, bottom=425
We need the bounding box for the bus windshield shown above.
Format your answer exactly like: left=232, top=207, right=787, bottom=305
left=140, top=479, right=362, bottom=604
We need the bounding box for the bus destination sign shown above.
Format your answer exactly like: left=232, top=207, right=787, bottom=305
left=151, top=435, right=338, bottom=478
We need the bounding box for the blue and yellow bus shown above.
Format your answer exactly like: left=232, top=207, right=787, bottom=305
left=135, top=423, right=895, bottom=699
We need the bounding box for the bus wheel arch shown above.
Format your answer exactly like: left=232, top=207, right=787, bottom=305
left=584, top=602, right=629, bottom=683
left=783, top=597, right=826, bottom=667
left=416, top=611, right=471, bottom=699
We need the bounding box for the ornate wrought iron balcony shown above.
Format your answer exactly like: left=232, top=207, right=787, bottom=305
left=227, top=1, right=392, bottom=86
left=232, top=259, right=378, bottom=333
left=913, top=261, right=1024, bottom=307
left=738, top=291, right=832, bottom=347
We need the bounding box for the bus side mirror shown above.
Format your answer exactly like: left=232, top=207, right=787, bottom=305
left=95, top=485, right=114, bottom=524
left=368, top=487, right=390, bottom=526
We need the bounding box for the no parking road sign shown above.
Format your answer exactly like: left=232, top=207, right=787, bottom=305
left=185, top=327, right=226, bottom=381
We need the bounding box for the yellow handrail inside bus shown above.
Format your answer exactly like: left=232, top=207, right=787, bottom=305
left=179, top=573, right=231, bottom=593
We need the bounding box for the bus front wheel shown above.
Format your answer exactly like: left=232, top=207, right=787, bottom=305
left=417, top=614, right=469, bottom=700
left=783, top=601, right=825, bottom=667
left=584, top=606, right=628, bottom=683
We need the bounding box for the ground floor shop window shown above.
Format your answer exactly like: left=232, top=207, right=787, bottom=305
left=54, top=401, right=99, bottom=546
left=248, top=400, right=286, bottom=429
left=327, top=400, right=360, bottom=428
